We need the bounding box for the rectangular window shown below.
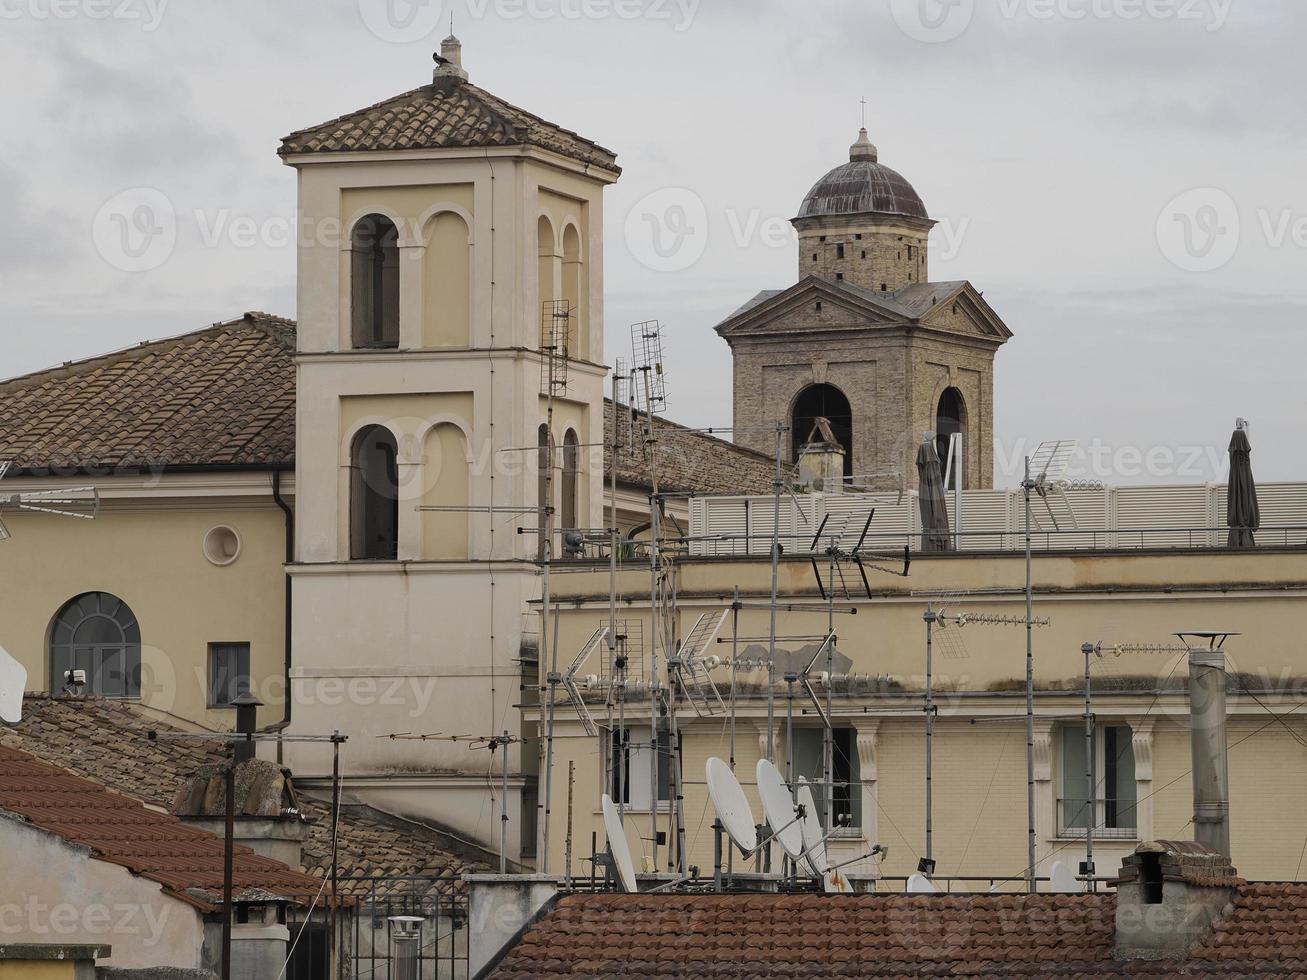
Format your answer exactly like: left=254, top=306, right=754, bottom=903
left=608, top=725, right=673, bottom=809
left=836, top=244, right=846, bottom=260
left=791, top=728, right=861, bottom=832
left=208, top=643, right=251, bottom=708
left=1059, top=724, right=1137, bottom=838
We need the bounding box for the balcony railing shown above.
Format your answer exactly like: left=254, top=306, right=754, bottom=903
left=1057, top=798, right=1138, bottom=840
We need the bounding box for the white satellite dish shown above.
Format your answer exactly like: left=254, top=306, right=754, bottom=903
left=755, top=759, right=804, bottom=860
left=1048, top=861, right=1080, bottom=894
left=601, top=793, right=638, bottom=894
left=907, top=873, right=937, bottom=894
left=0, top=645, right=26, bottom=725
left=706, top=757, right=757, bottom=853
left=795, top=776, right=828, bottom=875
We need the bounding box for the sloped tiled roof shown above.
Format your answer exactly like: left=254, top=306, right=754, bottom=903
left=488, top=892, right=1118, bottom=978
left=0, top=744, right=332, bottom=911
left=0, top=696, right=494, bottom=898
left=604, top=402, right=775, bottom=497
left=486, top=888, right=1307, bottom=978
left=0, top=313, right=295, bottom=473
left=280, top=75, right=619, bottom=172
left=0, top=314, right=765, bottom=496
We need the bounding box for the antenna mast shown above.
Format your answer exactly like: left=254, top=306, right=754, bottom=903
left=539, top=298, right=573, bottom=872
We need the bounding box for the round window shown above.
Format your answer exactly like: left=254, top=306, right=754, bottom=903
left=203, top=525, right=241, bottom=566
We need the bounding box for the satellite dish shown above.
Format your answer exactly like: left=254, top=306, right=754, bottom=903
left=601, top=794, right=638, bottom=894
left=1048, top=861, right=1080, bottom=894
left=755, top=760, right=804, bottom=859
left=907, top=873, right=937, bottom=894
left=706, top=757, right=757, bottom=853
left=795, top=776, right=827, bottom=875
left=0, top=645, right=26, bottom=724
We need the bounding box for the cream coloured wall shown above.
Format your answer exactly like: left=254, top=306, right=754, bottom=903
left=0, top=475, right=288, bottom=729
left=286, top=131, right=617, bottom=858
left=0, top=814, right=206, bottom=970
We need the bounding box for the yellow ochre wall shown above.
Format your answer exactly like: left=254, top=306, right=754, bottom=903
left=0, top=962, right=80, bottom=978
left=0, top=490, right=288, bottom=729
left=536, top=548, right=1307, bottom=884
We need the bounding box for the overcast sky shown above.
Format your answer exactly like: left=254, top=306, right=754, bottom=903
left=0, top=0, right=1303, bottom=485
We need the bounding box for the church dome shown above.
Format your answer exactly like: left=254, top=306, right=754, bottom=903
left=797, top=129, right=929, bottom=222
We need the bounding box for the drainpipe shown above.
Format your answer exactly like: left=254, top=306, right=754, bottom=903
left=1179, top=631, right=1236, bottom=858
left=269, top=469, right=294, bottom=763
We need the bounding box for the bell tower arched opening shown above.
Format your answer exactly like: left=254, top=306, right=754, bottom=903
left=791, top=383, right=853, bottom=479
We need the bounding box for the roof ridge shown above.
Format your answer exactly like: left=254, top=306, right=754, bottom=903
left=0, top=312, right=294, bottom=394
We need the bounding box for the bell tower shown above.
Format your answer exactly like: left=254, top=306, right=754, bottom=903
left=279, top=40, right=620, bottom=860
left=717, top=127, right=1010, bottom=491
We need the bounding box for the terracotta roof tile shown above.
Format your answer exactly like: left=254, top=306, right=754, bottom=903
left=0, top=696, right=493, bottom=898
left=486, top=888, right=1307, bottom=978
left=605, top=402, right=775, bottom=497
left=280, top=76, right=619, bottom=172
left=0, top=744, right=330, bottom=910
left=0, top=313, right=294, bottom=473
left=0, top=314, right=765, bottom=497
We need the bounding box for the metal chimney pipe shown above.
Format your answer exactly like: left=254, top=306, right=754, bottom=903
left=231, top=691, right=263, bottom=764
left=389, top=916, right=424, bottom=980
left=1178, top=632, right=1236, bottom=858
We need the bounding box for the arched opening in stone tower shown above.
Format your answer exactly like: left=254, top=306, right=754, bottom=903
left=935, top=387, right=967, bottom=490
left=349, top=424, right=400, bottom=560
left=791, top=383, right=853, bottom=479
left=350, top=214, right=400, bottom=349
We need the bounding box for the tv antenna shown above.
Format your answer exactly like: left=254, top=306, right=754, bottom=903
left=1017, top=439, right=1089, bottom=892
left=1076, top=639, right=1188, bottom=890
left=1024, top=440, right=1085, bottom=533
left=535, top=298, right=577, bottom=874
left=806, top=510, right=911, bottom=603
left=667, top=609, right=728, bottom=718
left=921, top=604, right=1050, bottom=877
left=0, top=461, right=100, bottom=540
left=380, top=730, right=520, bottom=873
left=628, top=319, right=684, bottom=872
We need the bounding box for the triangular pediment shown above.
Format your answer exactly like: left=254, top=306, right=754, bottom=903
left=715, top=276, right=913, bottom=340
left=916, top=282, right=1013, bottom=342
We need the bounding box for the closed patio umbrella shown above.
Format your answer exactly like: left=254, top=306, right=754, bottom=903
left=1226, top=427, right=1260, bottom=548
left=916, top=441, right=952, bottom=553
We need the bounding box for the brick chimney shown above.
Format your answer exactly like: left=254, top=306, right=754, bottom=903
left=1113, top=840, right=1242, bottom=959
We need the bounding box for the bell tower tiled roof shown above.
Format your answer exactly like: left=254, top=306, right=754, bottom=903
left=279, top=44, right=618, bottom=172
